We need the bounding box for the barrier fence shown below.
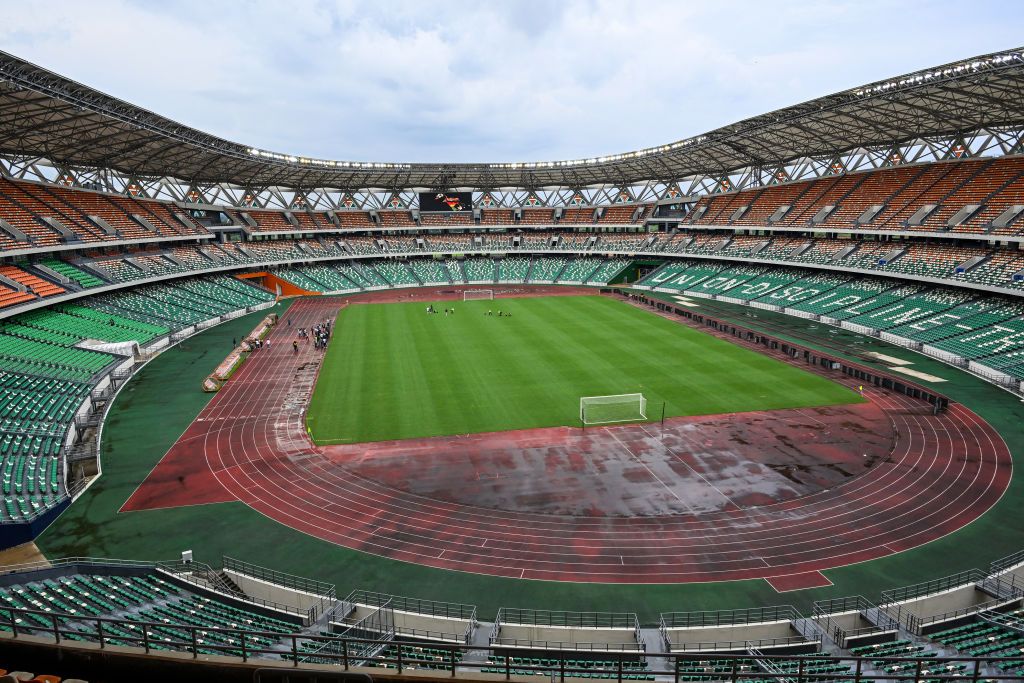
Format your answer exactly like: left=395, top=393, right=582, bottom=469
left=1, top=604, right=1023, bottom=682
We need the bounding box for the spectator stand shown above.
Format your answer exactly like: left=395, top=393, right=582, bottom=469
left=491, top=608, right=644, bottom=655
left=333, top=590, right=476, bottom=644
left=659, top=606, right=818, bottom=655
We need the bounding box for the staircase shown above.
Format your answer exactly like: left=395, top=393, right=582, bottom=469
left=524, top=257, right=537, bottom=282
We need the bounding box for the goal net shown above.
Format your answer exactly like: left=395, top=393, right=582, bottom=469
left=464, top=289, right=494, bottom=301
left=580, top=393, right=647, bottom=425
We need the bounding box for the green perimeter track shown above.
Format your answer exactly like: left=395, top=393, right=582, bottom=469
left=38, top=292, right=1024, bottom=624
left=307, top=295, right=860, bottom=443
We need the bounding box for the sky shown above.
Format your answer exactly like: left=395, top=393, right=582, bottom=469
left=0, top=0, right=1021, bottom=164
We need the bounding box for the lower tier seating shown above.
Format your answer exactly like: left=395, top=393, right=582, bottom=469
left=639, top=259, right=1024, bottom=382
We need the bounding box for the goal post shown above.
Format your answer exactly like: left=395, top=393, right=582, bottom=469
left=463, top=289, right=494, bottom=301
left=580, top=393, right=647, bottom=425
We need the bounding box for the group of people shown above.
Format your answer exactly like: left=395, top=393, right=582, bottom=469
left=426, top=305, right=456, bottom=316
left=485, top=310, right=511, bottom=317
left=247, top=337, right=270, bottom=350
left=292, top=321, right=332, bottom=353
left=311, top=322, right=331, bottom=350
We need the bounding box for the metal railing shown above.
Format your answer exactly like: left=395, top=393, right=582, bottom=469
left=879, top=568, right=1024, bottom=634
left=223, top=555, right=335, bottom=620
left=913, top=596, right=1022, bottom=635
left=991, top=549, right=1024, bottom=574
left=489, top=636, right=645, bottom=653
left=155, top=562, right=313, bottom=622
left=0, top=556, right=160, bottom=577
left=496, top=608, right=639, bottom=629
left=343, top=589, right=475, bottom=621
left=224, top=556, right=336, bottom=600
left=811, top=597, right=899, bottom=647
left=662, top=605, right=800, bottom=629
left=390, top=624, right=472, bottom=644
left=880, top=570, right=987, bottom=607
left=3, top=603, right=1023, bottom=683
left=669, top=635, right=819, bottom=653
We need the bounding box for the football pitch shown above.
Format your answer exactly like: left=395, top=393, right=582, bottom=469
left=306, top=295, right=862, bottom=443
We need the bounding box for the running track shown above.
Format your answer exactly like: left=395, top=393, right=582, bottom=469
left=123, top=295, right=1012, bottom=587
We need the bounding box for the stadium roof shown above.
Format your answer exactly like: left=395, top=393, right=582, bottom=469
left=0, top=47, right=1022, bottom=191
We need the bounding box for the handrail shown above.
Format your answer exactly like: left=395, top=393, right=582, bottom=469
left=155, top=563, right=309, bottom=620
left=669, top=635, right=818, bottom=652
left=880, top=569, right=987, bottom=606
left=224, top=555, right=336, bottom=599
left=2, top=603, right=1024, bottom=681
left=914, top=595, right=1022, bottom=632
left=344, top=589, right=475, bottom=620
left=992, top=549, right=1024, bottom=574
left=662, top=605, right=800, bottom=629
left=497, top=607, right=638, bottom=629
left=490, top=636, right=644, bottom=652
left=0, top=556, right=162, bottom=576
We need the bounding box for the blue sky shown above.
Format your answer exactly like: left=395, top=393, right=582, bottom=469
left=1, top=0, right=1021, bottom=163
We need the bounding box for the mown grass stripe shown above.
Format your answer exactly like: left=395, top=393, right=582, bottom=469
left=307, top=295, right=860, bottom=443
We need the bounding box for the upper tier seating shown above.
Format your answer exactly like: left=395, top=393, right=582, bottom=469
left=246, top=210, right=292, bottom=232
left=0, top=179, right=108, bottom=244
left=419, top=212, right=473, bottom=226
left=0, top=179, right=210, bottom=253
left=520, top=209, right=554, bottom=225
left=292, top=211, right=327, bottom=232
left=560, top=208, right=596, bottom=224
left=46, top=186, right=154, bottom=240
left=684, top=156, right=1024, bottom=235
left=336, top=211, right=375, bottom=228
left=598, top=205, right=643, bottom=224
left=377, top=211, right=416, bottom=227
left=479, top=209, right=515, bottom=225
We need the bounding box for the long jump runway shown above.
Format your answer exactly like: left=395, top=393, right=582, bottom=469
left=122, top=296, right=1012, bottom=587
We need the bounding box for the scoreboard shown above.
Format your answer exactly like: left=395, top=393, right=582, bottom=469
left=420, top=192, right=472, bottom=212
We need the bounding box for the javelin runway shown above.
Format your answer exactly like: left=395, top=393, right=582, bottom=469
left=122, top=295, right=1012, bottom=587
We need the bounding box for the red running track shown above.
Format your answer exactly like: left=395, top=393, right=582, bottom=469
left=123, top=295, right=1013, bottom=586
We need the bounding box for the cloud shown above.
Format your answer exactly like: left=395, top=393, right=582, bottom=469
left=0, top=0, right=1020, bottom=163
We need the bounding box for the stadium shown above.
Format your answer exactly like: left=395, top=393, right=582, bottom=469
left=0, top=22, right=1022, bottom=683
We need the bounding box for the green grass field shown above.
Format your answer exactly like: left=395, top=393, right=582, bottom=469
left=306, top=295, right=861, bottom=443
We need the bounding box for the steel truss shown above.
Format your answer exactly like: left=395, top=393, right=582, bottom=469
left=1, top=127, right=1021, bottom=212
left=0, top=47, right=1022, bottom=209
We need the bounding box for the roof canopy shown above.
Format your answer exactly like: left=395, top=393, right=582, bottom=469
left=0, top=48, right=1022, bottom=191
